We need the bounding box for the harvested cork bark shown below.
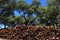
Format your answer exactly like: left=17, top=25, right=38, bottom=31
left=0, top=26, right=60, bottom=40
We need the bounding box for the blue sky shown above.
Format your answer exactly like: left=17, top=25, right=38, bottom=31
left=14, top=0, right=47, bottom=16
left=25, top=0, right=47, bottom=6
left=40, top=0, right=47, bottom=6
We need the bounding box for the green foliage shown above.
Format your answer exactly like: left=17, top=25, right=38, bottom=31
left=0, top=0, right=60, bottom=28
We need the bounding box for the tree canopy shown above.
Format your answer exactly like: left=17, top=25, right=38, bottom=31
left=0, top=0, right=60, bottom=28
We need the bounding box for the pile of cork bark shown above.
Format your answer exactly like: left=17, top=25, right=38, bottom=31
left=0, top=25, right=60, bottom=40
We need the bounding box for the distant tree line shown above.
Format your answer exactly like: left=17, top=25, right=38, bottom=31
left=0, top=0, right=60, bottom=28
